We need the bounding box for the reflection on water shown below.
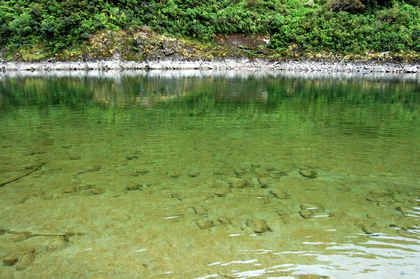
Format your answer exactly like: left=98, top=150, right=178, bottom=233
left=0, top=70, right=419, bottom=278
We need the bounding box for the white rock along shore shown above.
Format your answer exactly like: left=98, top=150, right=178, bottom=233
left=1, top=58, right=419, bottom=73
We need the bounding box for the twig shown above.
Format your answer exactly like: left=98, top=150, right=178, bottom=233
left=0, top=159, right=46, bottom=187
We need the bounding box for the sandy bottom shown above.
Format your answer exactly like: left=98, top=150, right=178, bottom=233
left=1, top=120, right=420, bottom=279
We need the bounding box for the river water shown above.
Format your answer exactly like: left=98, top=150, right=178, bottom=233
left=0, top=70, right=419, bottom=278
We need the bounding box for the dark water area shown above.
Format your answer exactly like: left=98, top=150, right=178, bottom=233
left=1, top=70, right=420, bottom=278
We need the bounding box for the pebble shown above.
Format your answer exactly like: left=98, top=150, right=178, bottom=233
left=3, top=255, right=18, bottom=266
left=258, top=177, right=271, bottom=188
left=227, top=177, right=247, bottom=188
left=135, top=169, right=150, bottom=175
left=270, top=189, right=290, bottom=199
left=246, top=218, right=270, bottom=233
left=126, top=185, right=142, bottom=191
left=196, top=219, right=213, bottom=229
left=234, top=169, right=247, bottom=176
left=169, top=172, right=182, bottom=178
left=299, top=209, right=313, bottom=219
left=299, top=167, right=317, bottom=178
left=170, top=192, right=186, bottom=200
left=63, top=187, right=77, bottom=193
left=69, top=156, right=82, bottom=160
left=366, top=194, right=384, bottom=202
left=188, top=169, right=200, bottom=177
left=78, top=184, right=91, bottom=190
left=16, top=250, right=36, bottom=271
left=213, top=168, right=229, bottom=175
left=360, top=223, right=375, bottom=234
left=268, top=170, right=287, bottom=178
left=218, top=217, right=230, bottom=225
left=192, top=206, right=208, bottom=216
left=46, top=236, right=67, bottom=251
left=84, top=188, right=104, bottom=195
left=395, top=206, right=410, bottom=216
left=369, top=189, right=393, bottom=197
left=329, top=211, right=346, bottom=218
left=300, top=203, right=324, bottom=212
left=214, top=188, right=230, bottom=197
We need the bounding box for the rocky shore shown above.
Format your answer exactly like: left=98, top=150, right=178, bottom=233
left=1, top=58, right=419, bottom=73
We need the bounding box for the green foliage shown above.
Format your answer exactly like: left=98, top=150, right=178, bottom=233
left=0, top=0, right=419, bottom=57
left=268, top=1, right=420, bottom=54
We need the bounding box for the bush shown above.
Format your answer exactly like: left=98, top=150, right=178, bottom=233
left=0, top=0, right=419, bottom=56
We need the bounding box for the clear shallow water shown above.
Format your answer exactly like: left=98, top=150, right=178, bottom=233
left=0, top=70, right=419, bottom=278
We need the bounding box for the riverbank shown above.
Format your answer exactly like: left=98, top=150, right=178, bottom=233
left=1, top=58, right=420, bottom=73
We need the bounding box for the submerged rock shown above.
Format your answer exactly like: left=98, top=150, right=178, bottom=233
left=16, top=250, right=36, bottom=271
left=299, top=203, right=325, bottom=219
left=227, top=177, right=247, bottom=188
left=196, top=219, right=213, bottom=229
left=270, top=189, right=290, bottom=199
left=84, top=188, right=104, bottom=195
left=299, top=167, right=317, bottom=178
left=188, top=169, right=200, bottom=177
left=214, top=188, right=230, bottom=197
left=126, top=185, right=142, bottom=191
left=192, top=206, right=208, bottom=216
left=299, top=209, right=313, bottom=219
left=3, top=255, right=18, bottom=266
left=218, top=217, right=230, bottom=225
left=46, top=237, right=67, bottom=252
left=246, top=218, right=270, bottom=233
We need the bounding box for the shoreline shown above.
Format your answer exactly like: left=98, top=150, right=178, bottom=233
left=1, top=58, right=420, bottom=73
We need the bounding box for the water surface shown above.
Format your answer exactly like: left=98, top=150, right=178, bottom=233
left=1, top=70, right=419, bottom=278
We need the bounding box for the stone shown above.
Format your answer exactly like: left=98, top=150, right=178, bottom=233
left=299, top=167, right=317, bottom=178
left=63, top=187, right=77, bottom=193
left=170, top=192, right=186, bottom=200
left=277, top=211, right=289, bottom=220
left=16, top=251, right=36, bottom=271
left=126, top=185, right=141, bottom=191
left=270, top=189, right=290, bottom=199
left=329, top=211, right=346, bottom=218
left=69, top=156, right=82, bottom=160
left=192, top=206, right=208, bottom=216
left=78, top=184, right=91, bottom=190
left=299, top=209, right=313, bottom=219
left=214, top=188, right=230, bottom=197
left=258, top=177, right=271, bottom=188
left=3, top=255, right=18, bottom=266
left=366, top=194, right=384, bottom=202
left=188, top=169, right=200, bottom=177
left=169, top=172, right=182, bottom=178
left=360, top=223, right=376, bottom=234
left=135, top=169, right=150, bottom=175
left=396, top=206, right=410, bottom=216
left=300, top=203, right=324, bottom=213
left=246, top=218, right=270, bottom=233
left=213, top=168, right=229, bottom=175
left=218, top=217, right=230, bottom=225
left=269, top=170, right=287, bottom=178
left=196, top=219, right=213, bottom=229
left=84, top=188, right=104, bottom=195
left=227, top=177, right=247, bottom=188
left=369, top=189, right=393, bottom=197
left=234, top=169, right=247, bottom=176
left=46, top=237, right=67, bottom=251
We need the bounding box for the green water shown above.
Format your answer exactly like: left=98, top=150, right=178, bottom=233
left=1, top=71, right=420, bottom=278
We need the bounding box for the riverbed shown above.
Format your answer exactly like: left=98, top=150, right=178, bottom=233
left=1, top=70, right=419, bottom=278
